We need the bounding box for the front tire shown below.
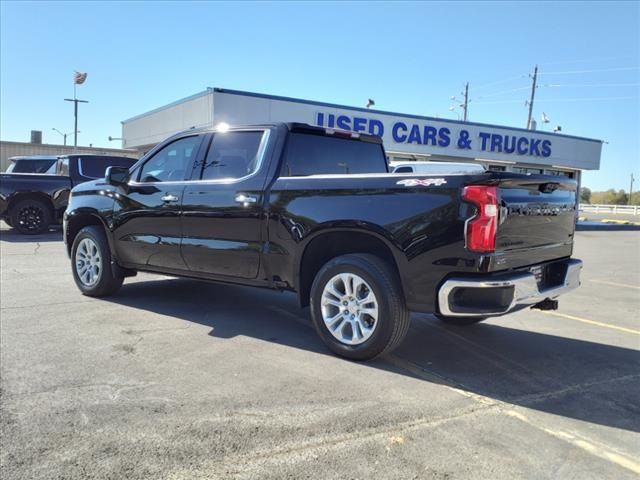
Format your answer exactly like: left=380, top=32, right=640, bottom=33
left=71, top=225, right=123, bottom=297
left=10, top=199, right=51, bottom=235
left=310, top=254, right=410, bottom=361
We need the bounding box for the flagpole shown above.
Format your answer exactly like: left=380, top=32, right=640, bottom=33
left=65, top=72, right=88, bottom=149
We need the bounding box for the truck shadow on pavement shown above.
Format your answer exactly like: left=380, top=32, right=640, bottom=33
left=0, top=226, right=63, bottom=243
left=104, top=277, right=640, bottom=434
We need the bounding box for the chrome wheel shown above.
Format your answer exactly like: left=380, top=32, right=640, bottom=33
left=75, top=238, right=102, bottom=287
left=321, top=273, right=379, bottom=345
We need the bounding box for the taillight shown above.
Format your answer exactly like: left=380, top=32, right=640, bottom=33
left=462, top=185, right=498, bottom=253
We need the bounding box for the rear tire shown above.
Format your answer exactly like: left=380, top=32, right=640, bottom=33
left=435, top=314, right=487, bottom=326
left=10, top=199, right=51, bottom=235
left=310, top=254, right=410, bottom=360
left=71, top=225, right=123, bottom=297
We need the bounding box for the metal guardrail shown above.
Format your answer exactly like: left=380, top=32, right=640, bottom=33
left=579, top=204, right=640, bottom=215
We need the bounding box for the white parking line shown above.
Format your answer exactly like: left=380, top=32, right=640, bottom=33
left=541, top=311, right=640, bottom=335
left=590, top=279, right=640, bottom=290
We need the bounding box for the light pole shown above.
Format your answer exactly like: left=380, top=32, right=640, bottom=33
left=64, top=97, right=88, bottom=147
left=52, top=128, right=79, bottom=146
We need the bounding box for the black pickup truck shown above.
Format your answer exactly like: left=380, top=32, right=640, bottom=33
left=1, top=154, right=136, bottom=234
left=64, top=123, right=582, bottom=360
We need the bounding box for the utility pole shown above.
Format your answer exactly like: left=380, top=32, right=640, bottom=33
left=526, top=65, right=538, bottom=129
left=450, top=83, right=470, bottom=122
left=462, top=82, right=469, bottom=122
left=64, top=97, right=88, bottom=148
left=630, top=173, right=635, bottom=205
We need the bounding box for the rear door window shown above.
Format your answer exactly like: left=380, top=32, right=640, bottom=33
left=200, top=131, right=266, bottom=180
left=281, top=133, right=387, bottom=176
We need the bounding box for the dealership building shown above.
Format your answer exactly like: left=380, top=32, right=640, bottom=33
left=121, top=87, right=602, bottom=181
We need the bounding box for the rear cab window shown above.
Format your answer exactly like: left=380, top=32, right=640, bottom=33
left=8, top=159, right=57, bottom=174
left=78, top=156, right=135, bottom=179
left=281, top=133, right=387, bottom=176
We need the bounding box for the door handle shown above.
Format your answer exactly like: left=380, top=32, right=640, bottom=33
left=235, top=194, right=258, bottom=205
left=161, top=194, right=179, bottom=203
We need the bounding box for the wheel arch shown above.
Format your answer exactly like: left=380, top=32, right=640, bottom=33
left=296, top=228, right=406, bottom=308
left=65, top=209, right=113, bottom=257
left=8, top=192, right=55, bottom=219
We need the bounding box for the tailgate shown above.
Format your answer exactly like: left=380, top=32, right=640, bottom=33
left=495, top=175, right=577, bottom=261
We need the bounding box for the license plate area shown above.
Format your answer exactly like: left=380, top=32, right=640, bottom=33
left=530, top=261, right=568, bottom=290
left=530, top=265, right=545, bottom=286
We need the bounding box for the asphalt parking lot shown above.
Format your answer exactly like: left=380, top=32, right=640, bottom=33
left=1, top=223, right=638, bottom=479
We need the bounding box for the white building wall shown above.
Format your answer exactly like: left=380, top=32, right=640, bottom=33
left=120, top=88, right=602, bottom=172
left=121, top=90, right=213, bottom=151
left=212, top=90, right=602, bottom=171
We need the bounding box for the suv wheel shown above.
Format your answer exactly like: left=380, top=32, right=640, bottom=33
left=310, top=254, right=410, bottom=360
left=71, top=225, right=123, bottom=296
left=10, top=199, right=51, bottom=235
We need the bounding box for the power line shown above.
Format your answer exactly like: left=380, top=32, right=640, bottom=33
left=541, top=83, right=640, bottom=88
left=538, top=66, right=640, bottom=75
left=539, top=55, right=637, bottom=67
left=474, top=95, right=639, bottom=105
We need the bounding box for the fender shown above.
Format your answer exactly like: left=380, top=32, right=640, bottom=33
left=291, top=223, right=410, bottom=304
left=64, top=206, right=116, bottom=258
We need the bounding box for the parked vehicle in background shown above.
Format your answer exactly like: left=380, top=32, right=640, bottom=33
left=1, top=155, right=136, bottom=234
left=390, top=160, right=485, bottom=175
left=64, top=123, right=582, bottom=360
left=5, top=155, right=58, bottom=174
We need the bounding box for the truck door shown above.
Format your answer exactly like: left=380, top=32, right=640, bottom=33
left=111, top=134, right=204, bottom=271
left=180, top=128, right=272, bottom=279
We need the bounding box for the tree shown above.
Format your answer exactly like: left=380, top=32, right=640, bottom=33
left=579, top=187, right=591, bottom=204
left=590, top=189, right=629, bottom=205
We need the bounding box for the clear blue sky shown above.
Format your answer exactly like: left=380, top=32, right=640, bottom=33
left=1, top=1, right=638, bottom=191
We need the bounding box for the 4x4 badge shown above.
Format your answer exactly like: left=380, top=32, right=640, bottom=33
left=396, top=178, right=447, bottom=187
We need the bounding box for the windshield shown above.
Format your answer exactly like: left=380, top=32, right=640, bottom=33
left=7, top=159, right=57, bottom=174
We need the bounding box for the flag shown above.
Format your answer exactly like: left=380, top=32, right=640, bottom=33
left=74, top=71, right=88, bottom=85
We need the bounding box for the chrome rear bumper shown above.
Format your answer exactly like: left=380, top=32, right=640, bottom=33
left=438, top=259, right=582, bottom=317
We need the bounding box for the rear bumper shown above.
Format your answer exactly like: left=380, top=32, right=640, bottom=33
left=438, top=258, right=582, bottom=317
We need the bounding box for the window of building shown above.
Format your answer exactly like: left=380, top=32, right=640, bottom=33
left=201, top=131, right=265, bottom=180
left=139, top=136, right=201, bottom=182
left=488, top=165, right=506, bottom=172
left=513, top=167, right=544, bottom=175
left=282, top=133, right=387, bottom=176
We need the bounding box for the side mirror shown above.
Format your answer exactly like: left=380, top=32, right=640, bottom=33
left=105, top=166, right=129, bottom=186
